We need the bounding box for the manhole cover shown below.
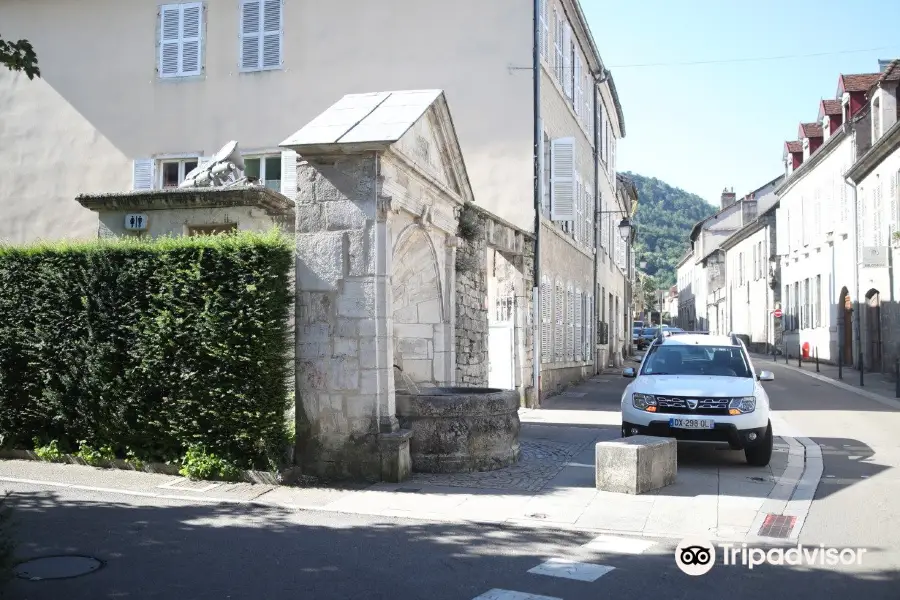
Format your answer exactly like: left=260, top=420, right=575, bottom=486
left=14, top=555, right=104, bottom=581
left=758, top=514, right=796, bottom=538
left=748, top=476, right=768, bottom=482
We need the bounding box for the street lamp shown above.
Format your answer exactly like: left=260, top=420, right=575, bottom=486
left=617, top=217, right=633, bottom=241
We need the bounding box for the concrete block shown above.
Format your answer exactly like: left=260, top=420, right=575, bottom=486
left=398, top=337, right=429, bottom=358
left=393, top=304, right=418, bottom=324
left=296, top=232, right=344, bottom=291
left=329, top=357, right=360, bottom=391
left=296, top=204, right=323, bottom=232
left=393, top=323, right=433, bottom=339
left=334, top=337, right=359, bottom=356
left=595, top=436, right=676, bottom=494
left=346, top=228, right=372, bottom=277
left=379, top=430, right=413, bottom=483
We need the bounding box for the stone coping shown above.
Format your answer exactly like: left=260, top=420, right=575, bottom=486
left=76, top=186, right=295, bottom=216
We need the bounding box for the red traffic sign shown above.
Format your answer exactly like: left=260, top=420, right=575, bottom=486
left=773, top=309, right=783, bottom=318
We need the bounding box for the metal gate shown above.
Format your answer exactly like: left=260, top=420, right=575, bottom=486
left=488, top=295, right=515, bottom=390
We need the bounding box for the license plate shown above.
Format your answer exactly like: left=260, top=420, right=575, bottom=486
left=669, top=418, right=714, bottom=429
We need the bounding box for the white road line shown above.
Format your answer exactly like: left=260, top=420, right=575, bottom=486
left=471, top=590, right=562, bottom=600
left=527, top=558, right=615, bottom=582
left=582, top=534, right=656, bottom=554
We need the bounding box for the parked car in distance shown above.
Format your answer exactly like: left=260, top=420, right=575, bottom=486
left=636, top=327, right=658, bottom=349
left=632, top=327, right=642, bottom=346
left=620, top=332, right=775, bottom=466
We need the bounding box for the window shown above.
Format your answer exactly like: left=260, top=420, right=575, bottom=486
left=188, top=223, right=237, bottom=236
left=873, top=175, right=883, bottom=246
left=803, top=278, right=810, bottom=329
left=562, top=23, right=573, bottom=99
left=573, top=51, right=582, bottom=116
left=873, top=97, right=881, bottom=139
left=585, top=294, right=593, bottom=359
left=550, top=138, right=575, bottom=221
left=596, top=102, right=605, bottom=163
left=243, top=154, right=282, bottom=190
left=542, top=131, right=551, bottom=217
left=240, top=0, right=283, bottom=71
left=539, top=0, right=549, bottom=60
left=159, top=3, right=203, bottom=78
left=890, top=170, right=899, bottom=242
left=641, top=345, right=752, bottom=378
left=553, top=11, right=564, bottom=83
left=160, top=157, right=200, bottom=188
left=814, top=275, right=821, bottom=327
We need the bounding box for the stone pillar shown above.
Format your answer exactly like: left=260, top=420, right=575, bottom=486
left=293, top=153, right=411, bottom=482
left=454, top=206, right=489, bottom=386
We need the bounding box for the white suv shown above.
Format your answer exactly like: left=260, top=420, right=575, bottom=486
left=620, top=332, right=775, bottom=466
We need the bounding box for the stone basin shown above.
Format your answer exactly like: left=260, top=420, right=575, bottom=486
left=395, top=387, right=520, bottom=473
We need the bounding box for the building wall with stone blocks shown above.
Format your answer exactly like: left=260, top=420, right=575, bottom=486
left=454, top=208, right=489, bottom=387
left=539, top=217, right=596, bottom=398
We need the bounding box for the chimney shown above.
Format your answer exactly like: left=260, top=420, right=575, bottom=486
left=720, top=187, right=736, bottom=209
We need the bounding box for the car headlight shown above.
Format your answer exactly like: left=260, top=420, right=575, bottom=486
left=632, top=393, right=658, bottom=412
left=728, top=397, right=756, bottom=414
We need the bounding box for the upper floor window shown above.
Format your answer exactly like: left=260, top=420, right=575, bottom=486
left=159, top=3, right=204, bottom=78
left=160, top=157, right=199, bottom=188
left=243, top=154, right=282, bottom=191
left=240, top=0, right=283, bottom=72
left=553, top=10, right=564, bottom=82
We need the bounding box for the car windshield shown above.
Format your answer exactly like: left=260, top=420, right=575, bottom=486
left=642, top=328, right=658, bottom=336
left=640, top=344, right=752, bottom=377
left=633, top=327, right=641, bottom=334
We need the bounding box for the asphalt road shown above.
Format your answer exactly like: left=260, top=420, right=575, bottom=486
left=2, top=356, right=899, bottom=599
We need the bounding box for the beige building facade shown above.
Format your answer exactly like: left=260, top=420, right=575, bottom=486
left=1, top=0, right=629, bottom=399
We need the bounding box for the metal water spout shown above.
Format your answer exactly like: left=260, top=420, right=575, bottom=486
left=394, top=364, right=420, bottom=395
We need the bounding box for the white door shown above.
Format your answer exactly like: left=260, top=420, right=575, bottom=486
left=489, top=324, right=514, bottom=389
left=488, top=295, right=515, bottom=389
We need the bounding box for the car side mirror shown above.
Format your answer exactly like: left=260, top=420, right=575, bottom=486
left=758, top=370, right=774, bottom=381
left=623, top=367, right=636, bottom=378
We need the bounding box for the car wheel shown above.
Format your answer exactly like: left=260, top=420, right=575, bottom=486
left=744, top=421, right=773, bottom=467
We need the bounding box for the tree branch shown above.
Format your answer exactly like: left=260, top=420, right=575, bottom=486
left=0, top=35, right=40, bottom=79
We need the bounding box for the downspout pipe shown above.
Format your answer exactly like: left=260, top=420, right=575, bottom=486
left=532, top=0, right=542, bottom=404
left=593, top=68, right=609, bottom=372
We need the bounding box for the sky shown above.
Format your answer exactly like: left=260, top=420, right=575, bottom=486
left=581, top=0, right=900, bottom=208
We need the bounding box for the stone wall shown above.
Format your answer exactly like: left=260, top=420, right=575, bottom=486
left=293, top=154, right=397, bottom=480
left=454, top=204, right=489, bottom=386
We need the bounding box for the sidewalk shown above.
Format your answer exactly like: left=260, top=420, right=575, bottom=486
left=0, top=373, right=818, bottom=545
left=751, top=352, right=900, bottom=409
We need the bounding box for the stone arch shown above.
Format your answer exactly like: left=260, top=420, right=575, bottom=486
left=865, top=288, right=882, bottom=371
left=838, top=286, right=853, bottom=365
left=391, top=225, right=446, bottom=384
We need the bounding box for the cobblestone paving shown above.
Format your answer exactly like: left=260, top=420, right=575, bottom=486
left=407, top=436, right=601, bottom=492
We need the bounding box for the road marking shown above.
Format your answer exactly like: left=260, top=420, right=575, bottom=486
left=527, top=558, right=615, bottom=582
left=582, top=534, right=656, bottom=554
left=471, top=590, right=561, bottom=600
left=157, top=479, right=221, bottom=493
left=762, top=359, right=900, bottom=411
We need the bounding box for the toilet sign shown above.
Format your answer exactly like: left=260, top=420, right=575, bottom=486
left=124, top=213, right=148, bottom=231
left=773, top=308, right=783, bottom=318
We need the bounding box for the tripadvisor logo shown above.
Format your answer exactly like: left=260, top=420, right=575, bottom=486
left=675, top=538, right=867, bottom=574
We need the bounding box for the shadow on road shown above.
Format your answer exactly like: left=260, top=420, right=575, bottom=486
left=1, top=490, right=898, bottom=600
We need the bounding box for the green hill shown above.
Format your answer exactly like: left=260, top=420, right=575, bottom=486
left=623, top=172, right=718, bottom=288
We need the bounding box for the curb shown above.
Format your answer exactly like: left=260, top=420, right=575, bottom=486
left=754, top=356, right=900, bottom=411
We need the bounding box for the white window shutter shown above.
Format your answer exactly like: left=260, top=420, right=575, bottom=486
left=280, top=149, right=297, bottom=198
left=541, top=278, right=552, bottom=362
left=240, top=0, right=261, bottom=70
left=262, top=0, right=283, bottom=69
left=132, top=159, right=154, bottom=190
left=567, top=285, right=574, bottom=359
left=574, top=57, right=582, bottom=115
left=159, top=5, right=181, bottom=77
left=574, top=289, right=583, bottom=361
left=537, top=119, right=545, bottom=215
left=555, top=283, right=564, bottom=361
left=563, top=23, right=572, bottom=98
left=550, top=137, right=575, bottom=221
left=890, top=171, right=898, bottom=242
left=180, top=3, right=203, bottom=76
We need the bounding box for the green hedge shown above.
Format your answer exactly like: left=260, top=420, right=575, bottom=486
left=0, top=230, right=294, bottom=471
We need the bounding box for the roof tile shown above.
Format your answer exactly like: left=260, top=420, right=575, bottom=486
left=800, top=122, right=823, bottom=138
left=840, top=73, right=881, bottom=93
left=821, top=99, right=842, bottom=116
left=785, top=141, right=802, bottom=153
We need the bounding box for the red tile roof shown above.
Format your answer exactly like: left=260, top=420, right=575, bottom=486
left=838, top=73, right=880, bottom=93
left=820, top=99, right=842, bottom=117
left=799, top=122, right=823, bottom=138
left=785, top=141, right=802, bottom=153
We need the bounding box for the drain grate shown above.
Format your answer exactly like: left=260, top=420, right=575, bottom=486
left=758, top=514, right=796, bottom=538
left=14, top=555, right=103, bottom=581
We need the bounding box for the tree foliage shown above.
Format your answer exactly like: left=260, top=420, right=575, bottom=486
left=625, top=172, right=717, bottom=288
left=0, top=34, right=40, bottom=79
